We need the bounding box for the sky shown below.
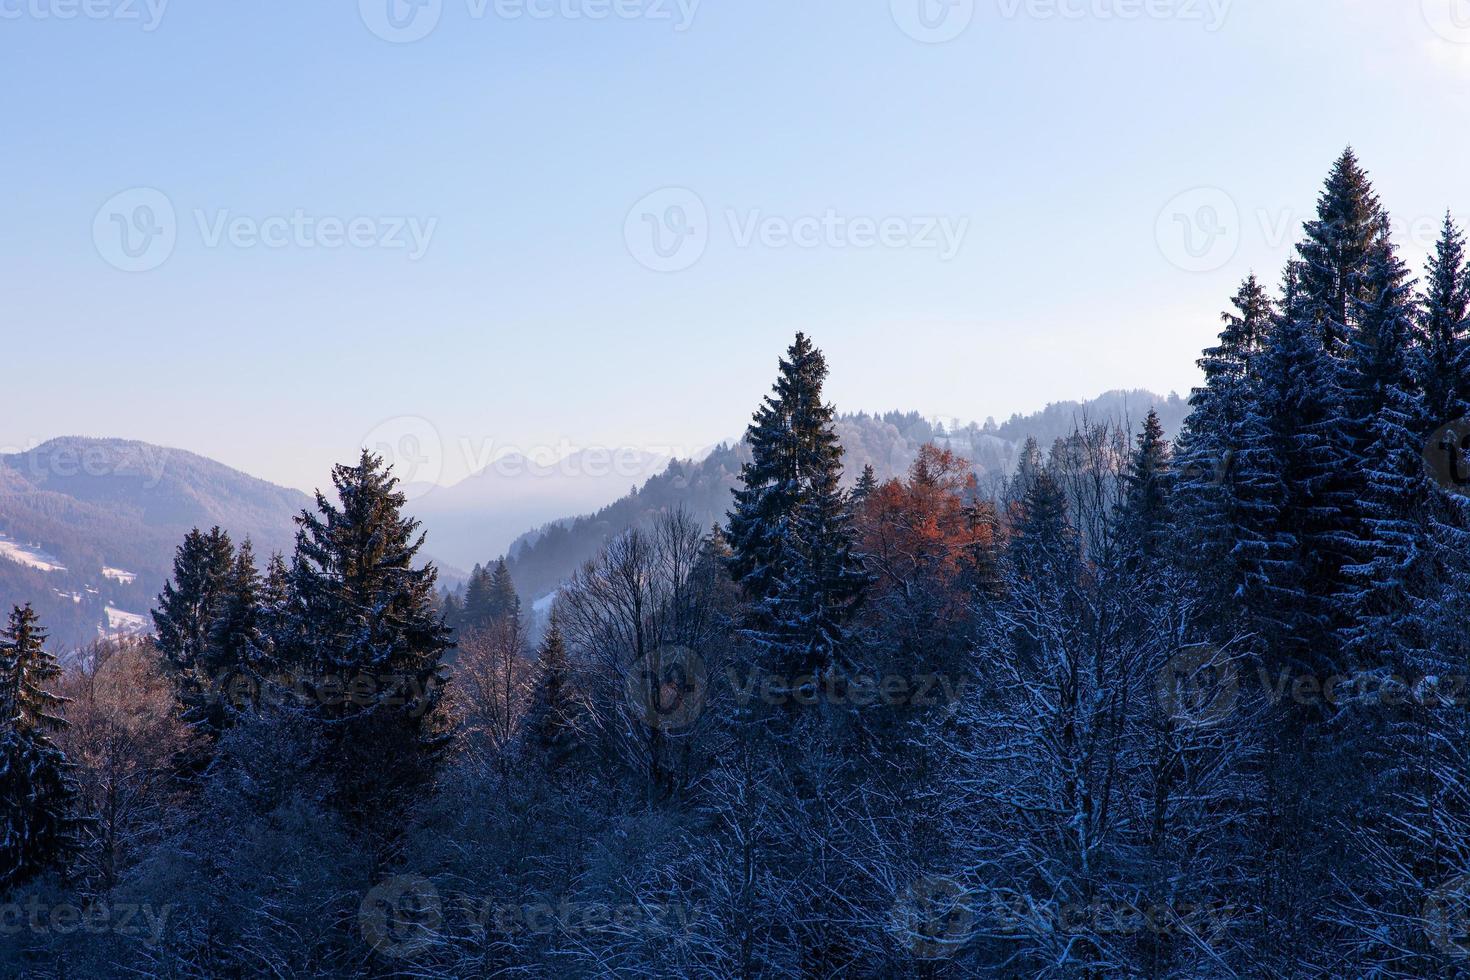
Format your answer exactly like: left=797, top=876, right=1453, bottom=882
left=6, top=0, right=1470, bottom=492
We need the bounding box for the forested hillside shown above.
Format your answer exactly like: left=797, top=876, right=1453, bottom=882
left=6, top=149, right=1470, bottom=977
left=502, top=393, right=1186, bottom=609
left=0, top=439, right=306, bottom=650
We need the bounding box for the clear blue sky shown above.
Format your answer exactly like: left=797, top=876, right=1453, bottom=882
left=6, top=0, right=1470, bottom=491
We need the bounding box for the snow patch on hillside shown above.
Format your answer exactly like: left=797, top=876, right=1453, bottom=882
left=103, top=606, right=149, bottom=635
left=102, top=566, right=137, bottom=585
left=0, top=534, right=67, bottom=573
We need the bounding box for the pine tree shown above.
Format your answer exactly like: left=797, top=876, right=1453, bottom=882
left=289, top=450, right=453, bottom=846
left=726, top=333, right=867, bottom=681
left=461, top=563, right=493, bottom=630
left=486, top=559, right=521, bottom=626
left=1008, top=465, right=1074, bottom=587
left=1296, top=146, right=1388, bottom=355
left=200, top=539, right=265, bottom=726
left=0, top=605, right=82, bottom=889
left=256, top=551, right=291, bottom=669
left=1247, top=288, right=1353, bottom=671
left=521, top=614, right=585, bottom=774
left=153, top=527, right=234, bottom=669
left=440, top=588, right=464, bottom=634
left=1173, top=275, right=1276, bottom=615
left=1340, top=235, right=1428, bottom=667
left=152, top=526, right=236, bottom=728
left=852, top=464, right=878, bottom=503
left=1416, top=212, right=1470, bottom=429
left=1118, top=409, right=1172, bottom=565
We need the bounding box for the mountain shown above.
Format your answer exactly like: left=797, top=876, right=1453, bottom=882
left=0, top=392, right=1186, bottom=649
left=409, top=447, right=674, bottom=569
left=501, top=390, right=1187, bottom=609
left=0, top=438, right=310, bottom=651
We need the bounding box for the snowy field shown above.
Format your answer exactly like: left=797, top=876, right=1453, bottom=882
left=103, top=606, right=149, bottom=635
left=0, top=534, right=67, bottom=573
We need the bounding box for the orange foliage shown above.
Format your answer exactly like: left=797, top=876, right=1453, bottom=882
left=856, top=445, right=999, bottom=604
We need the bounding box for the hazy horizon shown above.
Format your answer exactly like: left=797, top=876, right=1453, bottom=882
left=9, top=1, right=1470, bottom=490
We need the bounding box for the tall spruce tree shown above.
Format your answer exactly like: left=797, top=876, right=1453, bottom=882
left=1118, top=409, right=1172, bottom=566
left=0, top=605, right=82, bottom=889
left=1296, top=146, right=1388, bottom=355
left=1173, top=275, right=1277, bottom=615
left=521, top=613, right=585, bottom=774
left=1416, top=212, right=1470, bottom=430
left=1340, top=234, right=1428, bottom=667
left=201, top=539, right=265, bottom=725
left=486, top=558, right=521, bottom=626
left=461, top=563, right=493, bottom=630
left=152, top=526, right=236, bottom=732
left=726, top=333, right=867, bottom=681
left=289, top=450, right=453, bottom=848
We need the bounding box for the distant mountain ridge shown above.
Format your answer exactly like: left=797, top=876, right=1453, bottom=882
left=0, top=391, right=1186, bottom=649
left=502, top=390, right=1186, bottom=608
left=409, top=446, right=674, bottom=569
left=0, top=438, right=310, bottom=651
